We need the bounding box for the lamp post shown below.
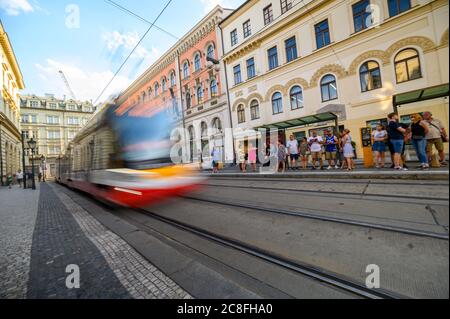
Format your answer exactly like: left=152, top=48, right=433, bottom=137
left=27, top=138, right=37, bottom=190
left=21, top=131, right=27, bottom=189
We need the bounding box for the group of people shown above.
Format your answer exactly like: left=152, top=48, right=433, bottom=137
left=372, top=111, right=448, bottom=170
left=232, top=111, right=447, bottom=174
left=276, top=129, right=356, bottom=172
left=3, top=167, right=47, bottom=189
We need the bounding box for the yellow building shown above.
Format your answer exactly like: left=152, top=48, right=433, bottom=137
left=220, top=0, right=449, bottom=158
left=0, top=21, right=25, bottom=185
left=20, top=94, right=95, bottom=177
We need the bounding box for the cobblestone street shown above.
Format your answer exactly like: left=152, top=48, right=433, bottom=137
left=0, top=183, right=191, bottom=299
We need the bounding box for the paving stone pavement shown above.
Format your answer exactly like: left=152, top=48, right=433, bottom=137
left=1, top=181, right=191, bottom=299
left=47, top=183, right=191, bottom=299
left=0, top=184, right=40, bottom=299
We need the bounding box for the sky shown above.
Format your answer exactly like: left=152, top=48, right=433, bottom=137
left=0, top=0, right=245, bottom=104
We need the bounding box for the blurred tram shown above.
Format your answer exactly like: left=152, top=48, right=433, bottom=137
left=56, top=94, right=203, bottom=208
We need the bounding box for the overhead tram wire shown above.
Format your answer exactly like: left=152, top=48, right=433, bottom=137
left=94, top=0, right=173, bottom=105
left=104, top=0, right=180, bottom=41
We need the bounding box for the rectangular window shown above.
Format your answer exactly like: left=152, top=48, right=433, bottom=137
left=31, top=115, right=38, bottom=123
left=285, top=36, right=298, bottom=63
left=47, top=116, right=59, bottom=124
left=67, top=104, right=77, bottom=111
left=388, top=0, right=411, bottom=17
left=68, top=117, right=79, bottom=125
left=23, top=131, right=30, bottom=139
left=48, top=146, right=61, bottom=155
left=268, top=46, right=279, bottom=70
left=315, top=19, right=331, bottom=49
left=30, top=100, right=40, bottom=108
left=21, top=114, right=29, bottom=123
left=233, top=65, right=242, bottom=85
left=47, top=130, right=61, bottom=139
left=48, top=102, right=57, bottom=109
left=246, top=58, right=256, bottom=79
left=353, top=0, right=371, bottom=33
left=281, top=0, right=292, bottom=14
left=68, top=131, right=77, bottom=139
left=243, top=20, right=251, bottom=38
left=263, top=5, right=274, bottom=25
left=231, top=29, right=238, bottom=46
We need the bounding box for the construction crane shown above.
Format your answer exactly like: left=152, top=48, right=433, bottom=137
left=59, top=70, right=77, bottom=101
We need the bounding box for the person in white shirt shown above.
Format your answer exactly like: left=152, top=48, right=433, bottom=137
left=286, top=135, right=299, bottom=170
left=308, top=131, right=324, bottom=170
left=16, top=169, right=24, bottom=188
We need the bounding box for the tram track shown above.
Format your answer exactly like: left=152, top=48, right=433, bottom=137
left=179, top=195, right=449, bottom=240
left=135, top=207, right=406, bottom=299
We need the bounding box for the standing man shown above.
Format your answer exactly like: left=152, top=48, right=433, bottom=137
left=423, top=111, right=448, bottom=166
left=286, top=135, right=299, bottom=170
left=308, top=131, right=324, bottom=170
left=324, top=130, right=339, bottom=170
left=387, top=113, right=407, bottom=170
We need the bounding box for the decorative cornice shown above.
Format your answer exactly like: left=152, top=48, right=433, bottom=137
left=0, top=22, right=25, bottom=89
left=309, top=64, right=347, bottom=88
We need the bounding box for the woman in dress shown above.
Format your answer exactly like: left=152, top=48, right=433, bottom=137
left=277, top=141, right=287, bottom=173
left=342, top=129, right=355, bottom=171
left=248, top=143, right=257, bottom=173
left=299, top=137, right=309, bottom=170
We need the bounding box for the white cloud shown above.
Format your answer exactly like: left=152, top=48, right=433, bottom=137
left=103, top=30, right=160, bottom=61
left=199, top=0, right=244, bottom=13
left=35, top=59, right=132, bottom=104
left=0, top=0, right=33, bottom=16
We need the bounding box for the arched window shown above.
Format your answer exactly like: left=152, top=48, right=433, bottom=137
left=161, top=78, right=167, bottom=92
left=188, top=126, right=195, bottom=162
left=170, top=72, right=176, bottom=87
left=272, top=92, right=283, bottom=114
left=394, top=48, right=422, bottom=83
left=210, top=79, right=218, bottom=97
left=154, top=82, right=159, bottom=97
left=183, top=62, right=189, bottom=79
left=237, top=104, right=246, bottom=123
left=250, top=100, right=260, bottom=120
left=194, top=54, right=201, bottom=72
left=290, top=86, right=303, bottom=110
left=207, top=44, right=215, bottom=59
left=359, top=61, right=382, bottom=92
left=141, top=92, right=146, bottom=103
left=320, top=75, right=338, bottom=102
left=212, top=117, right=222, bottom=131
left=197, top=86, right=203, bottom=104
left=186, top=91, right=191, bottom=109
left=201, top=122, right=208, bottom=139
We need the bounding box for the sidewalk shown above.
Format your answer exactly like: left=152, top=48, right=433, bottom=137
left=205, top=164, right=449, bottom=180
left=0, top=182, right=190, bottom=299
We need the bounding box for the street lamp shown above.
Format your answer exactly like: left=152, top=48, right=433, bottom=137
left=27, top=138, right=37, bottom=190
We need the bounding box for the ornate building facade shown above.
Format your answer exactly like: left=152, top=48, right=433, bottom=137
left=115, top=6, right=233, bottom=164
left=220, top=0, right=449, bottom=157
left=20, top=94, right=95, bottom=177
left=0, top=21, right=25, bottom=185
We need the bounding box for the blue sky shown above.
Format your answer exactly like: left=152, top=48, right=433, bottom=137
left=0, top=0, right=244, bottom=104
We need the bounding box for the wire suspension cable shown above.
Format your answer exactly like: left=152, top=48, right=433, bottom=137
left=94, top=0, right=173, bottom=105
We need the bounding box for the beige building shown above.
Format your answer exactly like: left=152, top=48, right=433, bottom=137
left=20, top=94, right=95, bottom=177
left=0, top=21, right=25, bottom=185
left=220, top=0, right=449, bottom=158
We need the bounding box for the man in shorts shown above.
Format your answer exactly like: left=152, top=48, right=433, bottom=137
left=387, top=113, right=407, bottom=170
left=324, top=130, right=339, bottom=170
left=286, top=135, right=299, bottom=170
left=308, top=131, right=324, bottom=170
left=424, top=111, right=448, bottom=166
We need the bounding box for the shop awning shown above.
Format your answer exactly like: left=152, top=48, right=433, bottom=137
left=393, top=83, right=449, bottom=108
left=257, top=112, right=338, bottom=130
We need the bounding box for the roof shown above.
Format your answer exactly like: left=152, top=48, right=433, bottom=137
left=393, top=83, right=449, bottom=107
